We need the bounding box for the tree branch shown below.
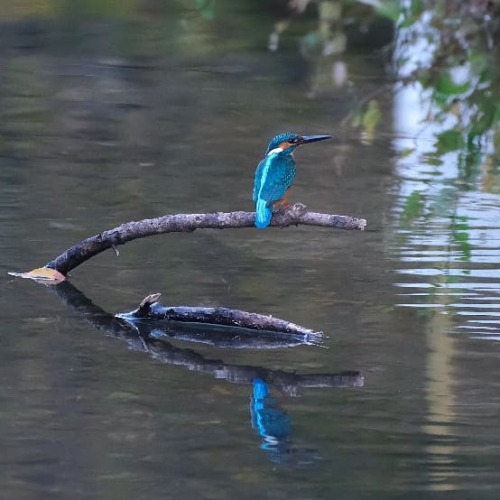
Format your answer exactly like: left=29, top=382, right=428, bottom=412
left=45, top=204, right=366, bottom=275
left=116, top=293, right=323, bottom=347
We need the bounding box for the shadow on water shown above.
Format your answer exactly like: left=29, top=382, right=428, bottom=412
left=52, top=280, right=363, bottom=465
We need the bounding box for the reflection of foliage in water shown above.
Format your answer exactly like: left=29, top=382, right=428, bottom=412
left=393, top=0, right=500, bottom=203
left=392, top=0, right=500, bottom=181
left=392, top=1, right=500, bottom=314
left=400, top=190, right=425, bottom=226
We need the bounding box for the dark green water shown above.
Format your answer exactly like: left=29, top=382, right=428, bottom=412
left=2, top=2, right=500, bottom=499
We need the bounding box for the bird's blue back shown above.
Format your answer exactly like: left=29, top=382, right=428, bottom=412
left=253, top=131, right=331, bottom=229
left=253, top=149, right=296, bottom=228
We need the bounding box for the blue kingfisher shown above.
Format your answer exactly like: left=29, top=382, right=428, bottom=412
left=253, top=132, right=332, bottom=228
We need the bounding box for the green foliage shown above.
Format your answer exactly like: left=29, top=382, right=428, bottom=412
left=401, top=191, right=425, bottom=225
left=195, top=0, right=216, bottom=20
left=391, top=0, right=500, bottom=194
left=435, top=129, right=465, bottom=154
left=398, top=0, right=425, bottom=27
left=371, top=0, right=401, bottom=22
left=450, top=215, right=472, bottom=263
left=434, top=72, right=471, bottom=97
left=362, top=100, right=382, bottom=135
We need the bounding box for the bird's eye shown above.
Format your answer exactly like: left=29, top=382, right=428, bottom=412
left=290, top=137, right=300, bottom=144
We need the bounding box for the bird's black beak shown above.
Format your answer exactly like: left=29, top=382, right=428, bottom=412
left=300, top=134, right=333, bottom=144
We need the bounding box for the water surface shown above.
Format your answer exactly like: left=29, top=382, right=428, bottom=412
left=1, top=3, right=500, bottom=499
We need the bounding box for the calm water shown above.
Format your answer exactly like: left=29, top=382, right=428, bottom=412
left=1, top=4, right=500, bottom=499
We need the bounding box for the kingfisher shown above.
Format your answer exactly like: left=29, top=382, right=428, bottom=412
left=253, top=132, right=332, bottom=228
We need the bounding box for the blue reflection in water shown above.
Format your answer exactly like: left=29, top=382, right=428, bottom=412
left=250, top=378, right=291, bottom=463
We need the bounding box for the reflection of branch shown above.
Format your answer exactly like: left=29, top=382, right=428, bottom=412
left=45, top=205, right=367, bottom=275
left=52, top=282, right=364, bottom=395
left=339, top=82, right=392, bottom=129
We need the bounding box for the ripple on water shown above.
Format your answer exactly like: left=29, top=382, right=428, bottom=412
left=393, top=193, right=500, bottom=340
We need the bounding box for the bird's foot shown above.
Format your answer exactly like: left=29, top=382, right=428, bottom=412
left=275, top=203, right=291, bottom=215
left=274, top=199, right=292, bottom=212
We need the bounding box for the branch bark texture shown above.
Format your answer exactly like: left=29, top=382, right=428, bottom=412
left=45, top=205, right=367, bottom=275
left=117, top=293, right=322, bottom=340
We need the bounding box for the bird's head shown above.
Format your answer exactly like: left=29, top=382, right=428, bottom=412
left=265, top=132, right=332, bottom=156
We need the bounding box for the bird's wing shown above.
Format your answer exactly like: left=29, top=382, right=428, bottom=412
left=252, top=158, right=267, bottom=203
left=254, top=155, right=295, bottom=205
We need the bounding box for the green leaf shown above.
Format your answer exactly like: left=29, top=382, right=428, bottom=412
left=362, top=99, right=382, bottom=135
left=436, top=129, right=465, bottom=153
left=450, top=215, right=472, bottom=262
left=397, top=147, right=416, bottom=158
left=401, top=191, right=425, bottom=224
left=422, top=153, right=444, bottom=166
left=375, top=0, right=401, bottom=22
left=435, top=72, right=471, bottom=96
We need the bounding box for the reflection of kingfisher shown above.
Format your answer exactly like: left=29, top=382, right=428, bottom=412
left=250, top=378, right=291, bottom=463
left=253, top=132, right=332, bottom=229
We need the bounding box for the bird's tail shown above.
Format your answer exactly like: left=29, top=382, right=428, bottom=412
left=255, top=199, right=272, bottom=229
